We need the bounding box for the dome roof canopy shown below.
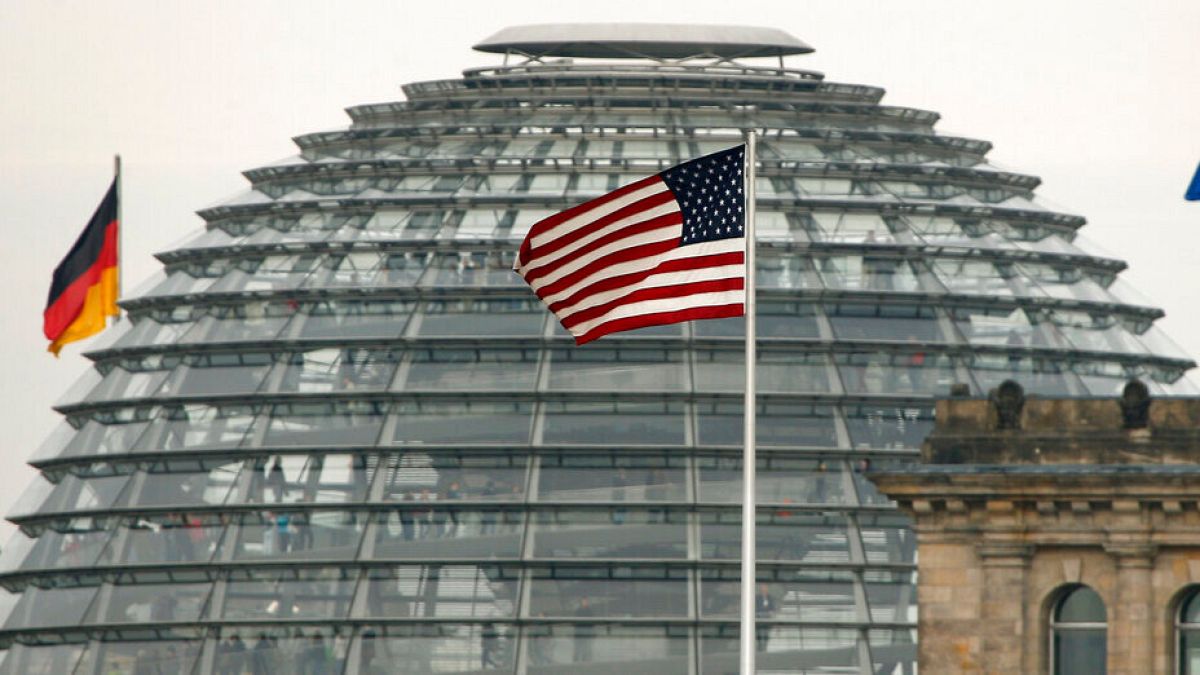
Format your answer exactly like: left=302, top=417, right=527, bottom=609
left=473, top=22, right=815, bottom=59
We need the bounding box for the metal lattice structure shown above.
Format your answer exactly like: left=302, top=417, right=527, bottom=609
left=0, top=24, right=1193, bottom=675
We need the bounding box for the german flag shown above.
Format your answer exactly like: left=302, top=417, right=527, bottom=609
left=44, top=179, right=120, bottom=355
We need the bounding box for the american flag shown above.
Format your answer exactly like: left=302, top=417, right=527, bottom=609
left=514, top=145, right=747, bottom=345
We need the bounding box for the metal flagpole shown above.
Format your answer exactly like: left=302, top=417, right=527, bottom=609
left=113, top=154, right=123, bottom=322
left=739, top=129, right=758, bottom=674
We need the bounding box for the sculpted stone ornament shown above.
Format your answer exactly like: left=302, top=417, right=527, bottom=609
left=1119, top=379, right=1151, bottom=430
left=989, top=380, right=1025, bottom=430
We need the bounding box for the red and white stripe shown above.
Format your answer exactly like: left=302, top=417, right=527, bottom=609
left=514, top=174, right=745, bottom=345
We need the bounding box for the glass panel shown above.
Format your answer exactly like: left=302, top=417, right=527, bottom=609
left=121, top=514, right=226, bottom=565
left=818, top=255, right=922, bottom=292
left=380, top=453, right=528, bottom=503
left=160, top=353, right=273, bottom=397
left=700, top=626, right=859, bottom=672
left=696, top=401, right=839, bottom=448
left=758, top=255, right=821, bottom=290
left=81, top=367, right=170, bottom=403
left=400, top=348, right=538, bottom=392
left=528, top=567, right=688, bottom=618
left=531, top=508, right=687, bottom=559
left=1053, top=629, right=1107, bottom=675
left=1182, top=628, right=1200, bottom=675
left=1184, top=589, right=1200, bottom=624
left=275, top=348, right=399, bottom=393
left=2, top=585, right=97, bottom=629
left=698, top=456, right=848, bottom=505
left=85, top=582, right=212, bottom=623
left=416, top=299, right=544, bottom=337
left=968, top=354, right=1079, bottom=396
left=73, top=640, right=202, bottom=675
left=265, top=402, right=386, bottom=447
left=17, top=473, right=130, bottom=516
left=1057, top=586, right=1106, bottom=622
left=5, top=474, right=53, bottom=519
left=358, top=623, right=516, bottom=673
left=130, top=459, right=241, bottom=508
left=700, top=511, right=851, bottom=563
left=298, top=300, right=413, bottom=339
left=538, top=453, right=686, bottom=502
left=246, top=454, right=370, bottom=505
left=148, top=405, right=258, bottom=452
left=391, top=401, right=533, bottom=445
left=0, top=589, right=16, bottom=633
left=0, top=644, right=86, bottom=675
left=58, top=418, right=152, bottom=460
left=419, top=251, right=521, bottom=288
left=232, top=510, right=365, bottom=561
left=20, top=526, right=114, bottom=570
left=222, top=569, right=356, bottom=620
left=524, top=624, right=689, bottom=671
left=215, top=627, right=348, bottom=675
left=827, top=302, right=943, bottom=342
left=546, top=348, right=687, bottom=392
left=0, top=530, right=36, bottom=573
left=363, top=565, right=520, bottom=619
left=931, top=259, right=1018, bottom=297
left=701, top=568, right=857, bottom=622
left=844, top=404, right=934, bottom=450
left=542, top=401, right=685, bottom=446
left=858, top=514, right=916, bottom=565
left=693, top=350, right=828, bottom=394
left=865, top=570, right=916, bottom=623
left=692, top=301, right=820, bottom=339
left=837, top=351, right=960, bottom=395
left=371, top=509, right=523, bottom=560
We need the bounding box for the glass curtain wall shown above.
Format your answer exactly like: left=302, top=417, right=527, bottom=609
left=0, top=27, right=1194, bottom=675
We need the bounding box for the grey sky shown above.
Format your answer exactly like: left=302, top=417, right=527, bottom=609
left=1, top=0, right=1198, bottom=540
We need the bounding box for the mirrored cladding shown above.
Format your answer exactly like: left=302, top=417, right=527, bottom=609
left=9, top=25, right=1197, bottom=674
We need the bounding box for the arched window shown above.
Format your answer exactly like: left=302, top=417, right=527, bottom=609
left=1050, top=585, right=1107, bottom=675
left=1178, top=587, right=1200, bottom=673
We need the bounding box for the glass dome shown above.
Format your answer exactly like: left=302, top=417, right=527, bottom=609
left=0, top=25, right=1193, bottom=675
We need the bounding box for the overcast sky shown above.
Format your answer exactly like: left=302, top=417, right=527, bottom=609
left=1, top=0, right=1198, bottom=541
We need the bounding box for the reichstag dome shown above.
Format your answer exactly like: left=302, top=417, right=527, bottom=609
left=0, top=23, right=1193, bottom=675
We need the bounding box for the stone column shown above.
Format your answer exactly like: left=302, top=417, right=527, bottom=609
left=1107, top=543, right=1156, bottom=674
left=978, top=542, right=1033, bottom=675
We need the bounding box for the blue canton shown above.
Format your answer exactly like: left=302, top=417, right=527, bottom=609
left=660, top=145, right=746, bottom=246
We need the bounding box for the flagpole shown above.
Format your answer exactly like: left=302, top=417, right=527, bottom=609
left=113, top=154, right=123, bottom=322
left=739, top=129, right=758, bottom=674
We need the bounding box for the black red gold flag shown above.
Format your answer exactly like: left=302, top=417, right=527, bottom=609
left=44, top=179, right=120, bottom=355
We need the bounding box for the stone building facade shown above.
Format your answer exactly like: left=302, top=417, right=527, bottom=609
left=870, top=382, right=1200, bottom=674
